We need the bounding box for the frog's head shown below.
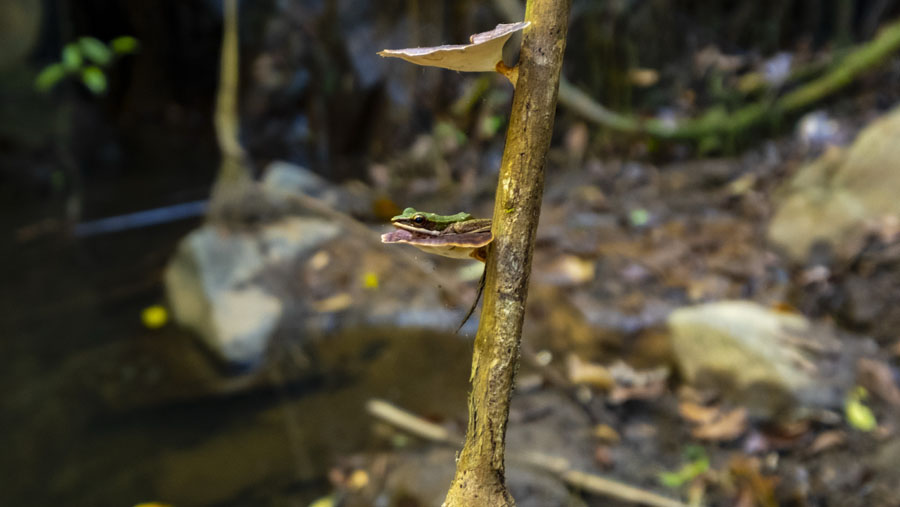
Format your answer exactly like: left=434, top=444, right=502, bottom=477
left=390, top=207, right=472, bottom=235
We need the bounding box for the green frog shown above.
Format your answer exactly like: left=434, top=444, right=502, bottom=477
left=381, top=207, right=493, bottom=261
left=381, top=207, right=493, bottom=329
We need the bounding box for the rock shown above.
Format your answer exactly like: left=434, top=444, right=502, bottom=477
left=166, top=163, right=472, bottom=365
left=769, top=106, right=900, bottom=262
left=667, top=300, right=851, bottom=419
left=262, top=161, right=371, bottom=217
left=164, top=217, right=340, bottom=365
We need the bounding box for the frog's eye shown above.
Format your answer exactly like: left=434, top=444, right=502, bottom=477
left=413, top=215, right=426, bottom=225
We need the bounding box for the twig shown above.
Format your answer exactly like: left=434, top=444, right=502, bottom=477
left=366, top=399, right=462, bottom=445
left=367, top=398, right=690, bottom=507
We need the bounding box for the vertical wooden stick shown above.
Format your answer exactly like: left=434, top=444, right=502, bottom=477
left=443, top=0, right=571, bottom=505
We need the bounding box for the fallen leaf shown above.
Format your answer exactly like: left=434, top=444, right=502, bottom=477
left=728, top=455, right=778, bottom=507
left=541, top=254, right=596, bottom=285
left=609, top=382, right=667, bottom=404
left=692, top=407, right=748, bottom=441
left=313, top=293, right=353, bottom=313
left=607, top=360, right=669, bottom=403
left=594, top=445, right=615, bottom=468
left=857, top=358, right=900, bottom=406
left=845, top=387, right=877, bottom=432
left=591, top=424, right=621, bottom=443
left=347, top=469, right=369, bottom=490
left=378, top=22, right=529, bottom=72
left=566, top=354, right=614, bottom=390
left=807, top=430, right=847, bottom=455
left=679, top=401, right=720, bottom=425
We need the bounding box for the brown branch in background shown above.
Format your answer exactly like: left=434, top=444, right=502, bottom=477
left=559, top=17, right=900, bottom=141
left=442, top=0, right=571, bottom=505
left=493, top=0, right=900, bottom=142
left=209, top=0, right=253, bottom=218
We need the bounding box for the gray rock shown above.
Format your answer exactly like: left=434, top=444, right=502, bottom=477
left=667, top=300, right=849, bottom=419
left=769, top=106, right=900, bottom=262
left=164, top=217, right=340, bottom=365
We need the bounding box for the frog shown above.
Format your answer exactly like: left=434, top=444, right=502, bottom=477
left=381, top=207, right=494, bottom=330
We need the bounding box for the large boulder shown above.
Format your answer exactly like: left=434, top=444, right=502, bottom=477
left=769, top=107, right=900, bottom=262
left=164, top=216, right=340, bottom=365
left=165, top=162, right=466, bottom=366
left=667, top=300, right=858, bottom=419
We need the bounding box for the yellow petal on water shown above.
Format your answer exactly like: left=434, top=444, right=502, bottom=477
left=141, top=305, right=168, bottom=329
left=362, top=271, right=379, bottom=289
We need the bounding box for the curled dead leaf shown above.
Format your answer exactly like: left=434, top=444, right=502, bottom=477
left=378, top=22, right=529, bottom=73
left=566, top=354, right=615, bottom=390
left=691, top=407, right=748, bottom=441
left=857, top=358, right=900, bottom=406
left=678, top=401, right=721, bottom=425
left=807, top=430, right=847, bottom=455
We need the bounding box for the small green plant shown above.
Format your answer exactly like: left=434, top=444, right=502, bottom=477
left=658, top=445, right=710, bottom=488
left=845, top=386, right=877, bottom=432
left=35, top=36, right=139, bottom=95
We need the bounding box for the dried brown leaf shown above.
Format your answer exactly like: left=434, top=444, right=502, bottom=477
left=678, top=401, right=721, bottom=425
left=566, top=354, right=615, bottom=390
left=378, top=22, right=529, bottom=72
left=857, top=358, right=900, bottom=406
left=807, top=430, right=847, bottom=455
left=691, top=407, right=748, bottom=441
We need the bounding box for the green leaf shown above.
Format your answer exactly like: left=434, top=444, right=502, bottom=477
left=480, top=115, right=505, bottom=137
left=81, top=66, right=107, bottom=94
left=110, top=36, right=139, bottom=54
left=845, top=387, right=877, bottom=432
left=62, top=43, right=83, bottom=71
left=78, top=37, right=112, bottom=65
left=658, top=471, right=687, bottom=488
left=629, top=208, right=650, bottom=227
left=35, top=63, right=67, bottom=92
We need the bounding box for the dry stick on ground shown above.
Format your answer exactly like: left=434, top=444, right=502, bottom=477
left=443, top=0, right=571, bottom=505
left=367, top=399, right=688, bottom=507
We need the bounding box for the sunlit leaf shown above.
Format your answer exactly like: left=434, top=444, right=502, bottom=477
left=307, top=495, right=335, bottom=507
left=141, top=305, right=168, bottom=329
left=81, top=66, right=107, bottom=94
left=34, top=63, right=67, bottom=92
left=111, top=35, right=140, bottom=54
left=845, top=387, right=877, bottom=431
left=480, top=115, right=505, bottom=137
left=62, top=43, right=82, bottom=70
left=629, top=208, right=650, bottom=227
left=378, top=22, right=529, bottom=72
left=658, top=446, right=710, bottom=488
left=78, top=36, right=112, bottom=65
left=362, top=272, right=379, bottom=289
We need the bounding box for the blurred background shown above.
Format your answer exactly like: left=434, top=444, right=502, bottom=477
left=3, top=0, right=900, bottom=505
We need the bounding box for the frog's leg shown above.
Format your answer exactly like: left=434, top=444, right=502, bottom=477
left=457, top=268, right=486, bottom=333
